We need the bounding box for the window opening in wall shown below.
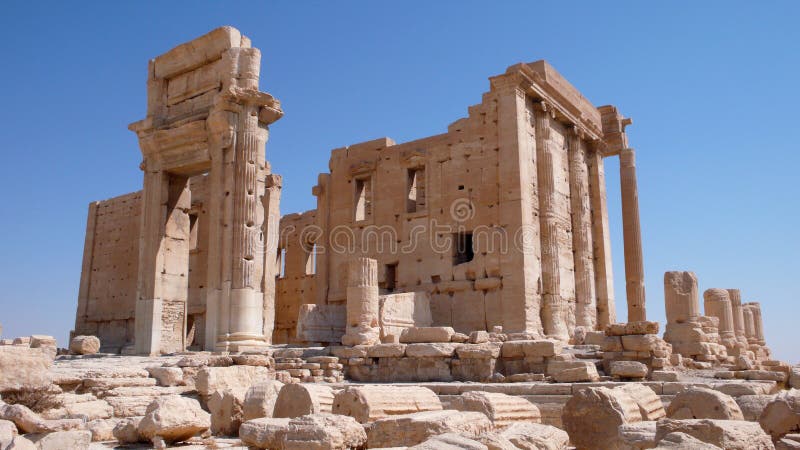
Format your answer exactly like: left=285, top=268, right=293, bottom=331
left=406, top=167, right=426, bottom=213
left=278, top=248, right=286, bottom=278
left=453, top=232, right=475, bottom=265
left=304, top=242, right=317, bottom=275
left=189, top=213, right=199, bottom=251
left=354, top=177, right=372, bottom=221
left=384, top=263, right=398, bottom=292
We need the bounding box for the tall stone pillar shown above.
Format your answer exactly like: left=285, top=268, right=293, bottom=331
left=567, top=128, right=596, bottom=329
left=726, top=289, right=748, bottom=347
left=261, top=174, right=282, bottom=344
left=703, top=288, right=736, bottom=351
left=587, top=149, right=616, bottom=328
left=664, top=271, right=699, bottom=324
left=619, top=148, right=646, bottom=322
left=742, top=304, right=757, bottom=345
left=534, top=102, right=569, bottom=340
left=747, top=302, right=766, bottom=346
left=342, top=257, right=380, bottom=346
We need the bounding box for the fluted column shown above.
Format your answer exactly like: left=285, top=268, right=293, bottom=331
left=704, top=288, right=736, bottom=352
left=342, top=257, right=380, bottom=345
left=742, top=304, right=757, bottom=345
left=726, top=289, right=748, bottom=347
left=535, top=102, right=568, bottom=340
left=619, top=148, right=646, bottom=322
left=261, top=174, right=282, bottom=344
left=664, top=271, right=699, bottom=324
left=567, top=128, right=596, bottom=329
left=587, top=149, right=616, bottom=328
left=748, top=302, right=766, bottom=346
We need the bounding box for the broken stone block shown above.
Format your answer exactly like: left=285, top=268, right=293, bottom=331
left=405, top=343, right=459, bottom=358
left=400, top=327, right=456, bottom=343
left=621, top=334, right=660, bottom=352
left=112, top=417, right=143, bottom=444
left=146, top=367, right=184, bottom=387
left=610, top=361, right=649, bottom=379
left=759, top=389, right=800, bottom=441
left=332, top=385, right=442, bottom=423
left=280, top=413, right=367, bottom=450
left=666, top=387, right=744, bottom=420
left=736, top=394, right=776, bottom=421
left=138, top=396, right=210, bottom=444
left=208, top=388, right=247, bottom=436
left=615, top=383, right=666, bottom=421
left=195, top=365, right=272, bottom=397
left=69, top=336, right=100, bottom=355
left=497, top=422, right=570, bottom=449
left=0, top=403, right=83, bottom=434
left=654, top=418, right=773, bottom=450
left=547, top=360, right=600, bottom=383
left=239, top=417, right=291, bottom=449
left=562, top=386, right=642, bottom=450
left=367, top=410, right=492, bottom=448
left=26, top=430, right=92, bottom=450
left=450, top=391, right=540, bottom=429
left=456, top=343, right=501, bottom=359
left=606, top=321, right=660, bottom=336
left=653, top=431, right=722, bottom=449
left=243, top=380, right=284, bottom=421
left=469, top=331, right=489, bottom=344
left=273, top=383, right=334, bottom=418
left=0, top=419, right=17, bottom=449
left=615, top=421, right=657, bottom=450
left=409, top=432, right=487, bottom=450
left=0, top=346, right=52, bottom=392
left=366, top=343, right=406, bottom=358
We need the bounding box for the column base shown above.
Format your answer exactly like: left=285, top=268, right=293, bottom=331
left=134, top=298, right=163, bottom=356
left=214, top=332, right=268, bottom=352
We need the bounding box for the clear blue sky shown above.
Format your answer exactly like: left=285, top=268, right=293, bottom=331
left=1, top=2, right=797, bottom=361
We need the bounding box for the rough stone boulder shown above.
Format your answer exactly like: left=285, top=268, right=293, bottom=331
left=243, top=380, right=284, bottom=421
left=400, top=327, right=456, bottom=343
left=736, top=394, right=776, bottom=421
left=332, top=385, right=442, bottom=423
left=0, top=402, right=83, bottom=434
left=146, top=367, right=184, bottom=387
left=655, top=418, right=774, bottom=450
left=653, top=431, right=722, bottom=449
left=239, top=414, right=366, bottom=450
left=195, top=365, right=272, bottom=397
left=562, top=386, right=642, bottom=450
left=409, top=432, right=487, bottom=449
left=451, top=391, right=541, bottom=429
left=5, top=435, right=37, bottom=450
left=759, top=389, right=800, bottom=440
left=273, top=383, right=335, bottom=418
left=112, top=417, right=143, bottom=444
left=497, top=422, right=570, bottom=450
left=548, top=361, right=599, bottom=383
left=208, top=388, right=247, bottom=436
left=610, top=361, right=649, bottom=379
left=615, top=384, right=666, bottom=420
left=69, top=336, right=100, bottom=355
left=0, top=419, right=17, bottom=449
left=615, top=421, right=657, bottom=450
left=666, top=387, right=744, bottom=420
left=367, top=410, right=493, bottom=448
left=0, top=346, right=52, bottom=392
left=138, top=395, right=210, bottom=444
left=239, top=417, right=291, bottom=449
left=26, top=430, right=92, bottom=450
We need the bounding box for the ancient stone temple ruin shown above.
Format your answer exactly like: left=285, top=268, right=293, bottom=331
left=2, top=25, right=792, bottom=450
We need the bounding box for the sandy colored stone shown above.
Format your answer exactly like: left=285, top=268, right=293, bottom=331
left=69, top=336, right=100, bottom=355
left=654, top=418, right=773, bottom=450
left=615, top=421, right=657, bottom=450
left=759, top=389, right=800, bottom=441
left=615, top=383, right=666, bottom=421
left=547, top=360, right=599, bottom=383
left=239, top=417, right=291, bottom=448
left=405, top=343, right=459, bottom=358
left=653, top=431, right=722, bottom=449
left=5, top=435, right=37, bottom=450
left=497, top=422, right=569, bottom=450
left=332, top=385, right=442, bottom=423
left=400, top=327, right=456, bottom=343
left=243, top=380, right=284, bottom=421
left=342, top=257, right=381, bottom=346
left=736, top=394, right=776, bottom=421
left=410, top=432, right=488, bottom=450
left=0, top=419, right=17, bottom=449
left=112, top=417, right=144, bottom=443
left=610, top=361, right=649, bottom=379
left=0, top=346, right=51, bottom=392
left=86, top=418, right=121, bottom=441
left=666, top=387, right=744, bottom=420
left=367, top=410, right=492, bottom=448
left=26, top=430, right=92, bottom=450
left=280, top=413, right=366, bottom=450
left=0, top=403, right=83, bottom=434
left=138, top=396, right=210, bottom=444
left=195, top=365, right=272, bottom=397
left=451, top=391, right=540, bottom=429
left=208, top=388, right=247, bottom=436
left=273, top=383, right=334, bottom=418
left=562, top=386, right=642, bottom=450
left=147, top=367, right=184, bottom=387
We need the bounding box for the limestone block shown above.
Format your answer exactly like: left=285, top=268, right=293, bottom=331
left=146, top=367, right=185, bottom=387
left=239, top=417, right=291, bottom=448
left=0, top=419, right=17, bottom=449
left=496, top=422, right=570, bottom=450
left=400, top=327, right=455, bottom=343
left=736, top=394, right=776, bottom=421
left=666, top=388, right=744, bottom=420
left=456, top=343, right=502, bottom=359
left=610, top=361, right=649, bottom=379
left=0, top=403, right=83, bottom=434
left=273, top=383, right=334, bottom=418
left=26, top=430, right=92, bottom=450
left=615, top=383, right=666, bottom=421
left=653, top=431, right=722, bottom=449
left=654, top=418, right=773, bottom=450
left=547, top=361, right=599, bottom=383
left=195, top=365, right=272, bottom=397
left=296, top=304, right=346, bottom=343
left=451, top=391, right=540, bottom=429
left=208, top=388, right=247, bottom=436
left=138, top=396, right=210, bottom=444
left=469, top=331, right=489, bottom=344
left=651, top=371, right=679, bottom=382
left=380, top=291, right=433, bottom=340
left=405, top=343, right=459, bottom=358
left=0, top=346, right=52, bottom=392
left=69, top=336, right=101, bottom=355
left=409, top=432, right=488, bottom=450
left=615, top=421, right=657, bottom=450
left=367, top=343, right=407, bottom=358
left=367, top=410, right=492, bottom=448
left=6, top=435, right=37, bottom=450
left=232, top=354, right=273, bottom=367
left=86, top=418, right=120, bottom=442
left=243, top=380, right=284, bottom=420
left=621, top=334, right=660, bottom=352
left=759, top=389, right=800, bottom=441
left=606, top=321, right=659, bottom=336
left=561, top=386, right=642, bottom=450
left=664, top=271, right=700, bottom=324
left=332, top=385, right=442, bottom=423
left=280, top=413, right=367, bottom=450
left=112, top=417, right=143, bottom=444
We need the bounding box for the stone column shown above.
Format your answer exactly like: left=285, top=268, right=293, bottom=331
left=261, top=174, right=282, bottom=344
left=704, top=288, right=736, bottom=351
left=726, top=289, right=748, bottom=347
left=742, top=304, right=757, bottom=345
left=587, top=149, right=616, bottom=328
left=535, top=101, right=569, bottom=340
left=342, top=257, right=380, bottom=346
left=619, top=148, right=646, bottom=322
left=567, top=128, right=596, bottom=329
left=74, top=201, right=99, bottom=336
left=747, top=302, right=766, bottom=346
left=664, top=271, right=699, bottom=324
left=313, top=173, right=332, bottom=306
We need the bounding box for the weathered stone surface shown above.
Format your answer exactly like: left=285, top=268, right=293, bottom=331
left=666, top=387, right=744, bottom=420
left=367, top=343, right=407, bottom=358
left=501, top=339, right=563, bottom=358
left=273, top=383, right=334, bottom=418
left=736, top=394, right=776, bottom=421
left=26, top=430, right=92, bottom=450
left=400, top=327, right=456, bottom=343
left=621, top=334, right=660, bottom=352
left=610, top=361, right=649, bottom=379
left=195, top=365, right=272, bottom=397
left=208, top=388, right=247, bottom=436
left=0, top=403, right=83, bottom=434
left=562, top=386, right=642, bottom=450
left=406, top=343, right=459, bottom=358
left=343, top=257, right=381, bottom=346
left=367, top=410, right=492, bottom=448
left=451, top=391, right=540, bottom=429
left=759, top=389, right=800, bottom=441
left=69, top=336, right=101, bottom=355
left=0, top=346, right=51, bottom=392
left=615, top=421, right=657, bottom=450
left=410, top=432, right=488, bottom=450
left=239, top=417, right=291, bottom=449
left=112, top=417, right=143, bottom=443
left=548, top=361, right=600, bottom=383
left=606, top=321, right=659, bottom=336
left=497, top=422, right=570, bottom=450
left=86, top=418, right=120, bottom=441
left=654, top=418, right=773, bottom=450
left=147, top=367, right=185, bottom=387
left=280, top=413, right=367, bottom=450
left=456, top=343, right=502, bottom=359
left=332, top=385, right=442, bottom=423
left=138, top=396, right=210, bottom=444
left=0, top=419, right=17, bottom=449
left=243, top=380, right=284, bottom=421
left=615, top=383, right=666, bottom=421
left=653, top=431, right=722, bottom=449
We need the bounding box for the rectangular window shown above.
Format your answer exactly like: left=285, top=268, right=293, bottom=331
left=452, top=232, right=474, bottom=265
left=278, top=248, right=286, bottom=278
left=189, top=213, right=199, bottom=251
left=384, top=263, right=398, bottom=292
left=406, top=167, right=426, bottom=213
left=304, top=242, right=317, bottom=275
left=354, top=177, right=372, bottom=221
